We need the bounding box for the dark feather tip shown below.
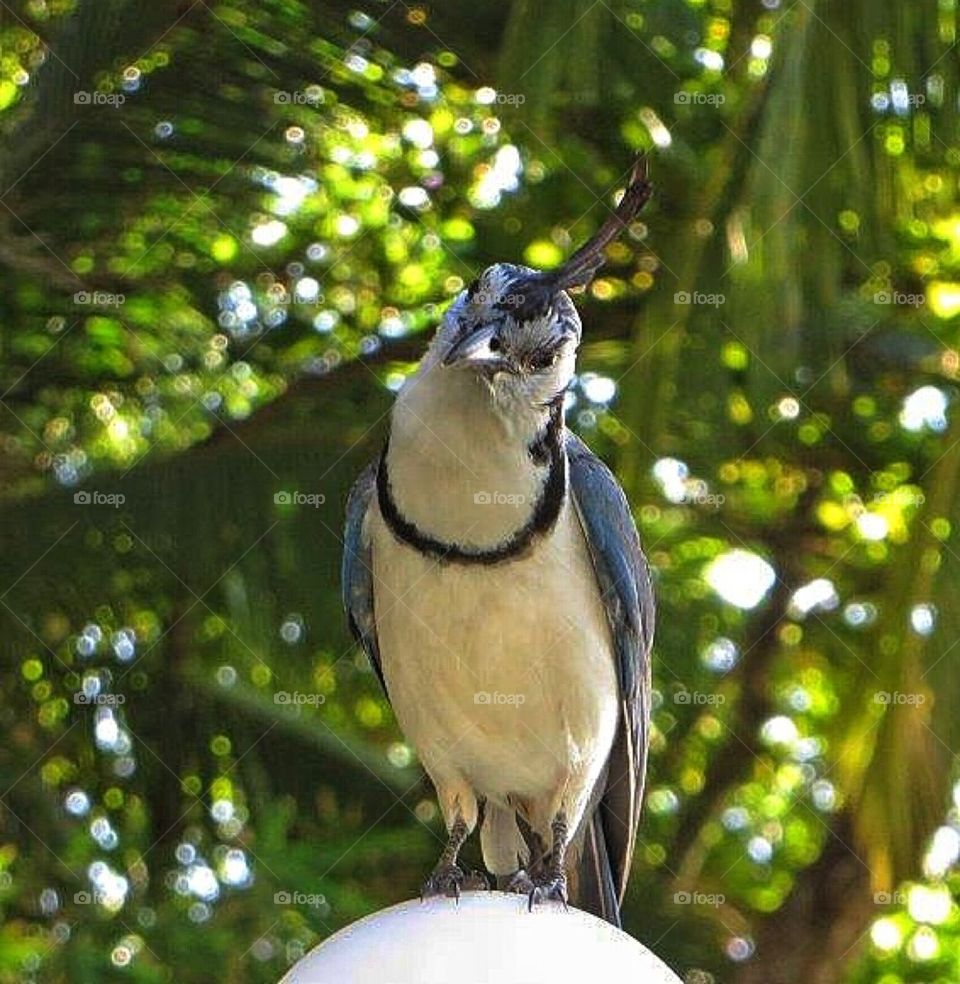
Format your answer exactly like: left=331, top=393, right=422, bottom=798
left=550, top=154, right=653, bottom=292
left=494, top=155, right=652, bottom=320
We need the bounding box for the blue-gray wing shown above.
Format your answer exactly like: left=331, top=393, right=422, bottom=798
left=342, top=460, right=387, bottom=695
left=567, top=432, right=654, bottom=906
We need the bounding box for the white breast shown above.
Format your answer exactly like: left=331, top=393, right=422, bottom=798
left=369, top=498, right=619, bottom=810
left=384, top=361, right=552, bottom=551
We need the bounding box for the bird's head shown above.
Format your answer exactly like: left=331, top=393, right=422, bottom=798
left=434, top=157, right=652, bottom=411
left=438, top=261, right=582, bottom=407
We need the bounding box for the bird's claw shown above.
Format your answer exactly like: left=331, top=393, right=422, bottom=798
left=527, top=874, right=568, bottom=911
left=421, top=863, right=488, bottom=900
left=505, top=868, right=536, bottom=895
left=463, top=869, right=490, bottom=892
left=421, top=862, right=466, bottom=900
left=505, top=866, right=567, bottom=908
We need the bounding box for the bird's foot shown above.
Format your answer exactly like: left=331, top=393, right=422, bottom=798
left=421, top=863, right=488, bottom=900
left=504, top=868, right=536, bottom=895
left=527, top=872, right=568, bottom=911
left=463, top=869, right=491, bottom=891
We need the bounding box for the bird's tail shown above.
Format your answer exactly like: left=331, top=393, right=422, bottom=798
left=570, top=813, right=621, bottom=927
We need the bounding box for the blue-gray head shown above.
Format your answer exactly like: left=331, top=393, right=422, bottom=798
left=434, top=157, right=652, bottom=410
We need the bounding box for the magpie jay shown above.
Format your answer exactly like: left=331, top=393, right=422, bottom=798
left=343, top=159, right=655, bottom=926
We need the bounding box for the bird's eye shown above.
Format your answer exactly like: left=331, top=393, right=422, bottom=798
left=488, top=336, right=502, bottom=353
left=528, top=349, right=557, bottom=371
left=465, top=278, right=481, bottom=301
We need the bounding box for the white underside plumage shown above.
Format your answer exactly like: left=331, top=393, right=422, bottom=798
left=370, top=500, right=618, bottom=874
left=366, top=357, right=620, bottom=876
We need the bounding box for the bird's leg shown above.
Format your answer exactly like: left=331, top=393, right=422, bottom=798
left=527, top=812, right=569, bottom=910
left=421, top=813, right=488, bottom=899
left=503, top=827, right=547, bottom=895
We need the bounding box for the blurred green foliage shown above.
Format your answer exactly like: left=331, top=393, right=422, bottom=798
left=2, top=1, right=960, bottom=981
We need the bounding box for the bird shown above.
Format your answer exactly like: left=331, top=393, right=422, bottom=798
left=342, top=158, right=655, bottom=927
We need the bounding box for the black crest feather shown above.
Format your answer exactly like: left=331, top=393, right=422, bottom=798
left=497, top=156, right=652, bottom=321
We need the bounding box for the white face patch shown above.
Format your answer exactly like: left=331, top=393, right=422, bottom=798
left=437, top=263, right=581, bottom=411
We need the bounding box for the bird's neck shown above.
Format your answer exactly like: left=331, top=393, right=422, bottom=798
left=379, top=365, right=566, bottom=559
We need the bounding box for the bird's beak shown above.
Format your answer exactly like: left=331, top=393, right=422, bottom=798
left=442, top=324, right=509, bottom=371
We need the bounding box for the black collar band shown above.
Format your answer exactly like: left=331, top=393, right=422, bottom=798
left=377, top=406, right=566, bottom=565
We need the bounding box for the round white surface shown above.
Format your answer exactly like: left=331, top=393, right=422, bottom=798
left=280, top=890, right=682, bottom=984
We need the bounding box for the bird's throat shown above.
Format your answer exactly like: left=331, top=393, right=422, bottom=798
left=378, top=396, right=566, bottom=564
